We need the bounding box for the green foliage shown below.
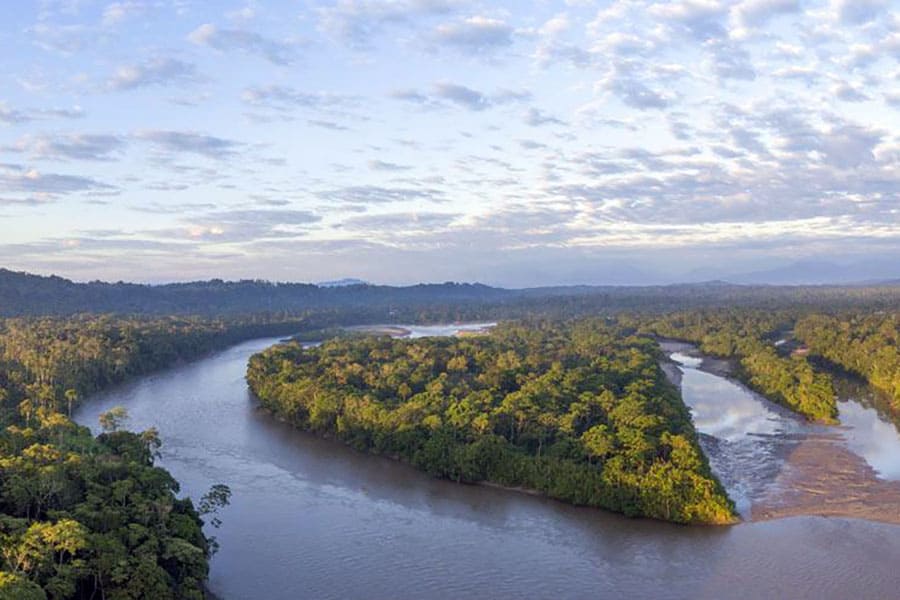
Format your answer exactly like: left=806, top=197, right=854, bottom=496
left=0, top=415, right=212, bottom=599
left=0, top=315, right=275, bottom=599
left=98, top=407, right=129, bottom=433
left=247, top=319, right=736, bottom=524
left=0, top=571, right=47, bottom=600
left=796, top=313, right=900, bottom=412
left=632, top=310, right=838, bottom=422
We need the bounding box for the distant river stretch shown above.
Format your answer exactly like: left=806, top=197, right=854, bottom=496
left=76, top=328, right=900, bottom=600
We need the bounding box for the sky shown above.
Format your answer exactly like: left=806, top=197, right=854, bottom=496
left=0, top=0, right=898, bottom=287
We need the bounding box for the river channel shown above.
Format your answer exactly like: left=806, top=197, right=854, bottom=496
left=74, top=329, right=900, bottom=599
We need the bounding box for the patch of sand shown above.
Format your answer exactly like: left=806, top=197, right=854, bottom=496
left=753, top=433, right=900, bottom=524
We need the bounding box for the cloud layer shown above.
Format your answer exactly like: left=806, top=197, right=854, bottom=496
left=1, top=0, right=899, bottom=285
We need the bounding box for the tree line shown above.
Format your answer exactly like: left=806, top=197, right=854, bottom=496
left=795, top=313, right=900, bottom=413
left=6, top=267, right=900, bottom=318
left=247, top=319, right=736, bottom=524
left=625, top=310, right=838, bottom=422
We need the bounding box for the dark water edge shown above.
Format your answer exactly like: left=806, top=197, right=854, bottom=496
left=75, top=334, right=900, bottom=600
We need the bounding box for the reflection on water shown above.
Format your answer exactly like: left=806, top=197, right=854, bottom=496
left=679, top=367, right=789, bottom=440
left=70, top=333, right=900, bottom=599
left=668, top=349, right=803, bottom=517
left=838, top=400, right=900, bottom=480
left=669, top=342, right=900, bottom=511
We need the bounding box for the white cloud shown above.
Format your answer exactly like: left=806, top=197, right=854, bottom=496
left=101, top=1, right=145, bottom=26
left=5, top=0, right=900, bottom=283
left=433, top=16, right=515, bottom=54
left=107, top=57, right=199, bottom=90
left=188, top=24, right=297, bottom=64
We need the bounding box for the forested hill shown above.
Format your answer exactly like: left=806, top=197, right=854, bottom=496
left=3, top=268, right=900, bottom=317
left=0, top=269, right=507, bottom=316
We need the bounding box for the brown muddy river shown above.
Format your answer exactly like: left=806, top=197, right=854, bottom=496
left=75, top=332, right=900, bottom=599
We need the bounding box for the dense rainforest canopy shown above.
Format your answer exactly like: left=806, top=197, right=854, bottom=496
left=4, top=268, right=900, bottom=318
left=795, top=313, right=900, bottom=412
left=247, top=320, right=737, bottom=524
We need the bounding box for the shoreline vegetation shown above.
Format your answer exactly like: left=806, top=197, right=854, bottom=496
left=629, top=312, right=839, bottom=423
left=248, top=319, right=737, bottom=525
left=0, top=315, right=309, bottom=599
left=795, top=314, right=900, bottom=415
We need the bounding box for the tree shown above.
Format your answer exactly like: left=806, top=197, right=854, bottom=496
left=198, top=484, right=232, bottom=557
left=0, top=572, right=46, bottom=600
left=63, top=389, right=78, bottom=417
left=99, top=406, right=129, bottom=432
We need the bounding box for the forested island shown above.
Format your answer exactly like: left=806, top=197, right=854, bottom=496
left=248, top=320, right=736, bottom=524
left=246, top=306, right=900, bottom=526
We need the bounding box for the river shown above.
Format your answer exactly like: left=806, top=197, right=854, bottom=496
left=75, top=331, right=900, bottom=599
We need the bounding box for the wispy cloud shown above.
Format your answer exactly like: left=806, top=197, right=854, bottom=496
left=0, top=165, right=115, bottom=194
left=107, top=57, right=199, bottom=91
left=318, top=0, right=460, bottom=48
left=432, top=16, right=515, bottom=54
left=188, top=24, right=298, bottom=65
left=390, top=82, right=532, bottom=111
left=134, top=130, right=242, bottom=159
left=0, top=102, right=84, bottom=124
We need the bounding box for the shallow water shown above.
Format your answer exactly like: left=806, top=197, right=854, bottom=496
left=668, top=342, right=900, bottom=513
left=668, top=348, right=808, bottom=516
left=74, top=331, right=900, bottom=599
left=837, top=399, right=900, bottom=480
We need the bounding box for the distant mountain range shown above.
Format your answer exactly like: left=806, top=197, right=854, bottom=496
left=316, top=278, right=369, bottom=287
left=692, top=259, right=900, bottom=286
left=1, top=267, right=899, bottom=317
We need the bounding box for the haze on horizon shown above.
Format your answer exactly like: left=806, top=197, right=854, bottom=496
left=1, top=0, right=899, bottom=287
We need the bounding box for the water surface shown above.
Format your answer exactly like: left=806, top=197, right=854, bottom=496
left=75, top=332, right=900, bottom=599
left=835, top=383, right=900, bottom=481
left=668, top=348, right=808, bottom=516
left=668, top=342, right=900, bottom=518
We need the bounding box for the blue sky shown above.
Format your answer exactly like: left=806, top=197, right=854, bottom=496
left=1, top=0, right=898, bottom=286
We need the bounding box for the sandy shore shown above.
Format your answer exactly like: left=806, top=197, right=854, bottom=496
left=348, top=324, right=495, bottom=338
left=347, top=325, right=412, bottom=337
left=660, top=338, right=900, bottom=526
left=753, top=433, right=900, bottom=525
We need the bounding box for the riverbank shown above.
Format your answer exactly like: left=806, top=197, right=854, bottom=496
left=75, top=329, right=900, bottom=600
left=347, top=322, right=497, bottom=338
left=661, top=339, right=900, bottom=526
left=754, top=432, right=900, bottom=525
